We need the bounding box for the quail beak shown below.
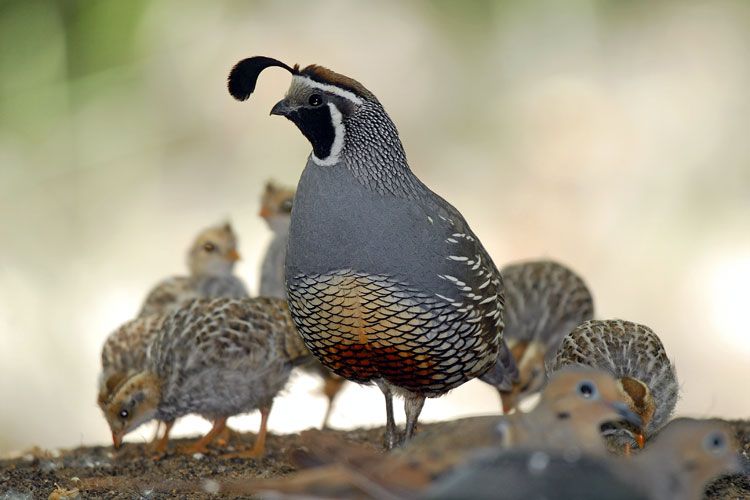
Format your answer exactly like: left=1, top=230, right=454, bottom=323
left=609, top=401, right=643, bottom=428
left=112, top=432, right=123, bottom=449
left=270, top=99, right=293, bottom=117
left=634, top=431, right=646, bottom=449
left=226, top=249, right=241, bottom=262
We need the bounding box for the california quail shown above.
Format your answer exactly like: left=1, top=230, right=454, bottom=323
left=98, top=313, right=173, bottom=453
left=228, top=56, right=518, bottom=447
left=498, top=259, right=594, bottom=412
left=258, top=179, right=346, bottom=429
left=138, top=222, right=248, bottom=317
left=100, top=297, right=309, bottom=457
left=258, top=181, right=294, bottom=300
left=549, top=319, right=679, bottom=450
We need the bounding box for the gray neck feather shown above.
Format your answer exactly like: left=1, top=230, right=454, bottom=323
left=340, top=101, right=426, bottom=199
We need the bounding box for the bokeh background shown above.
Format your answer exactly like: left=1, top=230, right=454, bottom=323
left=1, top=0, right=749, bottom=455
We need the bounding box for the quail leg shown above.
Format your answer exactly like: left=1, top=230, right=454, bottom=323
left=222, top=406, right=272, bottom=459
left=404, top=393, right=425, bottom=442
left=178, top=417, right=227, bottom=455
left=150, top=420, right=175, bottom=459
left=321, top=375, right=345, bottom=429
left=376, top=380, right=398, bottom=449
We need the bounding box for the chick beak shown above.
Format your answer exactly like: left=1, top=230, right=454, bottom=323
left=609, top=401, right=643, bottom=428
left=112, top=432, right=123, bottom=449
left=270, top=99, right=293, bottom=117
left=635, top=431, right=646, bottom=449
left=226, top=249, right=241, bottom=262
left=259, top=207, right=272, bottom=219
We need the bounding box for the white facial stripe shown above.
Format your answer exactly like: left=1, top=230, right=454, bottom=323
left=312, top=102, right=345, bottom=167
left=294, top=75, right=363, bottom=105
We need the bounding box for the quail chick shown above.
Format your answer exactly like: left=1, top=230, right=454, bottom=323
left=258, top=181, right=294, bottom=300
left=229, top=56, right=517, bottom=448
left=101, top=297, right=309, bottom=457
left=424, top=418, right=740, bottom=500
left=258, top=180, right=346, bottom=429
left=138, top=222, right=248, bottom=317
left=221, top=368, right=640, bottom=499
left=98, top=313, right=174, bottom=453
left=498, top=259, right=594, bottom=412
left=550, top=319, right=679, bottom=450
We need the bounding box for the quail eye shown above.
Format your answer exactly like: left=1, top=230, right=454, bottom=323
left=704, top=432, right=727, bottom=453
left=308, top=94, right=323, bottom=107
left=203, top=242, right=216, bottom=252
left=577, top=380, right=597, bottom=399
left=119, top=409, right=129, bottom=419
left=281, top=199, right=293, bottom=213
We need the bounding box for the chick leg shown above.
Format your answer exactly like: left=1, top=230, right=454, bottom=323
left=321, top=375, right=345, bottom=429
left=151, top=420, right=175, bottom=458
left=178, top=417, right=227, bottom=455
left=222, top=406, right=271, bottom=459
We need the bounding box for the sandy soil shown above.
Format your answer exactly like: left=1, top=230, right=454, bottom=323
left=1, top=421, right=748, bottom=499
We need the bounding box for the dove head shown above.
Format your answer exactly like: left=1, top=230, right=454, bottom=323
left=639, top=418, right=741, bottom=500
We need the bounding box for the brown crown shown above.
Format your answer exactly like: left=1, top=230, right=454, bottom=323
left=300, top=65, right=376, bottom=102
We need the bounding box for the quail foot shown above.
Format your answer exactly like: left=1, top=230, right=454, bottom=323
left=229, top=56, right=518, bottom=448
left=258, top=179, right=346, bottom=429
left=550, top=319, right=679, bottom=451
left=498, top=259, right=594, bottom=412
left=100, top=297, right=309, bottom=457
left=138, top=222, right=248, bottom=318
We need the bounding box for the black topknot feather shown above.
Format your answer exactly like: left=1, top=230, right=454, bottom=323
left=227, top=56, right=297, bottom=101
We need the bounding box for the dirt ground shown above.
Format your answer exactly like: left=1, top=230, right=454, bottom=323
left=1, top=421, right=748, bottom=499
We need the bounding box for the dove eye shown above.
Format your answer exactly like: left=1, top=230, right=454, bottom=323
left=704, top=432, right=727, bottom=453
left=577, top=380, right=597, bottom=399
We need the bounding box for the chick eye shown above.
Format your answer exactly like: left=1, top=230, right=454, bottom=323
left=577, top=380, right=597, bottom=399
left=308, top=94, right=323, bottom=106
left=203, top=242, right=216, bottom=252
left=119, top=409, right=129, bottom=419
left=281, top=199, right=293, bottom=213
left=704, top=432, right=727, bottom=453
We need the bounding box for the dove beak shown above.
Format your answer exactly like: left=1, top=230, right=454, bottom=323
left=609, top=401, right=643, bottom=428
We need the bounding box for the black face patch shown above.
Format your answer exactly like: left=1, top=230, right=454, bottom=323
left=288, top=106, right=336, bottom=160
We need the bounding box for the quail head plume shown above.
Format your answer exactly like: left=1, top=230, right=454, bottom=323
left=229, top=56, right=517, bottom=448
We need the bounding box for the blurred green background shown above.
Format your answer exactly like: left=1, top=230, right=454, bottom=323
left=1, top=0, right=749, bottom=454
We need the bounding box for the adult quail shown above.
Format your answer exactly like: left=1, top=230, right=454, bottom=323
left=258, top=179, right=346, bottom=429
left=549, top=319, right=679, bottom=450
left=100, top=297, right=309, bottom=457
left=208, top=367, right=640, bottom=498
left=228, top=56, right=518, bottom=447
left=498, top=259, right=594, bottom=412
left=138, top=221, right=248, bottom=317
left=425, top=419, right=740, bottom=500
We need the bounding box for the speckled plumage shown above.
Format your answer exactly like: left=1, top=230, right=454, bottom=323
left=550, top=319, right=679, bottom=445
left=138, top=222, right=248, bottom=318
left=498, top=260, right=594, bottom=410
left=98, top=313, right=165, bottom=405
left=148, top=297, right=308, bottom=423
